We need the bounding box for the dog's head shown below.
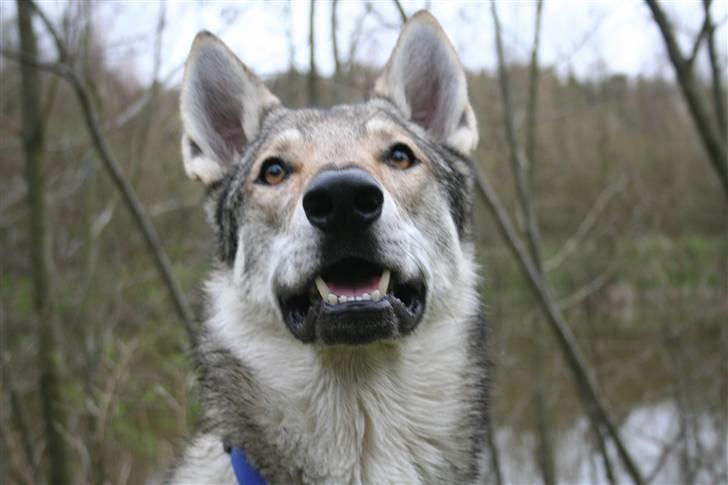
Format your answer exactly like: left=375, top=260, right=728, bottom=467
left=180, top=11, right=479, bottom=346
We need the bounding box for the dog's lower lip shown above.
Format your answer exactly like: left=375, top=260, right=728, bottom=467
left=279, top=263, right=426, bottom=345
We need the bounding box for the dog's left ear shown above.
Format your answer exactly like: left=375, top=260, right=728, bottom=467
left=374, top=11, right=478, bottom=155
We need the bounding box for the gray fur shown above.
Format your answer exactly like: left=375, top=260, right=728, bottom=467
left=169, top=11, right=488, bottom=484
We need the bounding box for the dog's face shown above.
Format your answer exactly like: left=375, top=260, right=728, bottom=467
left=180, top=12, right=479, bottom=346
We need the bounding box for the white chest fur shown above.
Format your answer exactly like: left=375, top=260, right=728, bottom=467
left=195, top=269, right=480, bottom=484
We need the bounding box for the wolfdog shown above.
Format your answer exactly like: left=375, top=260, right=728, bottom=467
left=168, top=10, right=488, bottom=484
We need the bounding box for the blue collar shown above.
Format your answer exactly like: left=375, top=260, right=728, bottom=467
left=229, top=446, right=267, bottom=485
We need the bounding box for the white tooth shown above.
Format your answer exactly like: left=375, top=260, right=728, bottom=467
left=315, top=276, right=330, bottom=299
left=361, top=293, right=370, bottom=300
left=371, top=290, right=382, bottom=301
left=338, top=295, right=348, bottom=304
left=355, top=296, right=363, bottom=301
left=378, top=270, right=391, bottom=295
left=326, top=293, right=338, bottom=305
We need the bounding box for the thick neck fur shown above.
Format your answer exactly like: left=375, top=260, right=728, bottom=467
left=175, top=247, right=487, bottom=484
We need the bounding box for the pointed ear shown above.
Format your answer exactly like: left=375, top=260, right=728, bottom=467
left=373, top=11, right=478, bottom=155
left=180, top=32, right=280, bottom=185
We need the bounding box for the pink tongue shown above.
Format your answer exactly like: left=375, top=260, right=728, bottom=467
left=326, top=275, right=380, bottom=297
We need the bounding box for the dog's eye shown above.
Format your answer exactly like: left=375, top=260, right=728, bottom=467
left=386, top=143, right=418, bottom=170
left=258, top=158, right=289, bottom=186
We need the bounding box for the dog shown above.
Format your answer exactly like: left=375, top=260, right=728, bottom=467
left=167, top=10, right=488, bottom=484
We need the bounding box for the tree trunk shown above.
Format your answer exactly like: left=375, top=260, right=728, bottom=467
left=308, top=0, right=319, bottom=105
left=331, top=0, right=342, bottom=103
left=16, top=0, right=69, bottom=482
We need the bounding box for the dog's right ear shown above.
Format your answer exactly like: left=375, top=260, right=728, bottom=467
left=180, top=32, right=280, bottom=185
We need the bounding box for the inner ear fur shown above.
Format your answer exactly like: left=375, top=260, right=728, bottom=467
left=374, top=11, right=478, bottom=155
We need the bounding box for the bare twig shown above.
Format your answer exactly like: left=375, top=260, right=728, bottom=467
left=686, top=0, right=713, bottom=68
left=28, top=0, right=69, bottom=62
left=485, top=6, right=643, bottom=482
left=346, top=7, right=370, bottom=74
left=392, top=0, right=407, bottom=24
left=131, top=0, right=166, bottom=178
left=556, top=268, right=615, bottom=310
left=491, top=1, right=542, bottom=269
left=7, top=382, right=36, bottom=481
left=545, top=176, right=627, bottom=272
left=472, top=165, right=644, bottom=484
left=703, top=0, right=726, bottom=138
left=645, top=0, right=728, bottom=200
left=64, top=69, right=197, bottom=337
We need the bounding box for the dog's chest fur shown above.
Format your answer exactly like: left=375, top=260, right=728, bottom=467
left=169, top=267, right=485, bottom=484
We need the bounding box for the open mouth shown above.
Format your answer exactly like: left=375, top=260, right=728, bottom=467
left=280, top=257, right=425, bottom=345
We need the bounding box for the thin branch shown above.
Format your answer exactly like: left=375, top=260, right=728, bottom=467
left=472, top=164, right=644, bottom=485
left=525, top=4, right=556, bottom=483
left=703, top=0, right=726, bottom=138
left=64, top=68, right=197, bottom=338
left=686, top=1, right=713, bottom=69
left=7, top=382, right=36, bottom=481
left=485, top=9, right=644, bottom=480
left=545, top=176, right=627, bottom=272
left=645, top=0, right=728, bottom=200
left=644, top=431, right=682, bottom=483
left=392, top=0, right=407, bottom=24
left=556, top=268, right=615, bottom=310
left=366, top=2, right=400, bottom=30
left=491, top=1, right=541, bottom=268
left=0, top=48, right=67, bottom=75
left=346, top=7, right=370, bottom=73
left=28, top=0, right=69, bottom=62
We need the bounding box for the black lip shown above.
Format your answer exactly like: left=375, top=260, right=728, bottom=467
left=280, top=274, right=426, bottom=345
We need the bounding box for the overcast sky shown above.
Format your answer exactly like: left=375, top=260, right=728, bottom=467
left=2, top=0, right=726, bottom=87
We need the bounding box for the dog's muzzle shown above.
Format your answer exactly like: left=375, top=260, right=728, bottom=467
left=278, top=168, right=426, bottom=345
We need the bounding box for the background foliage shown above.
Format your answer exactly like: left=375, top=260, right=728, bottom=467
left=1, top=1, right=725, bottom=483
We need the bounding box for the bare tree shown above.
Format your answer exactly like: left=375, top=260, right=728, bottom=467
left=487, top=2, right=644, bottom=483
left=16, top=0, right=68, bottom=482
left=2, top=0, right=196, bottom=341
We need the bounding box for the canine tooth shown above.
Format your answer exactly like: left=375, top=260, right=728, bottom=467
left=378, top=270, right=391, bottom=295
left=326, top=293, right=338, bottom=305
left=315, top=276, right=330, bottom=299
left=371, top=290, right=382, bottom=301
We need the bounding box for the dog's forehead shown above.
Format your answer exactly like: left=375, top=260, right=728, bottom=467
left=262, top=103, right=399, bottom=152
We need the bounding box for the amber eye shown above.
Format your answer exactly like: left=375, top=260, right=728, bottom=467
left=386, top=143, right=418, bottom=170
left=258, top=158, right=289, bottom=186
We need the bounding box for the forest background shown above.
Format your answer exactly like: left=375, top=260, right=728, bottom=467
left=0, top=0, right=726, bottom=483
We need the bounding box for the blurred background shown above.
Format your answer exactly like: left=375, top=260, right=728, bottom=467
left=0, top=0, right=726, bottom=483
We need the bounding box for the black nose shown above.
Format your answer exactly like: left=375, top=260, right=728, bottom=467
left=302, top=167, right=384, bottom=234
